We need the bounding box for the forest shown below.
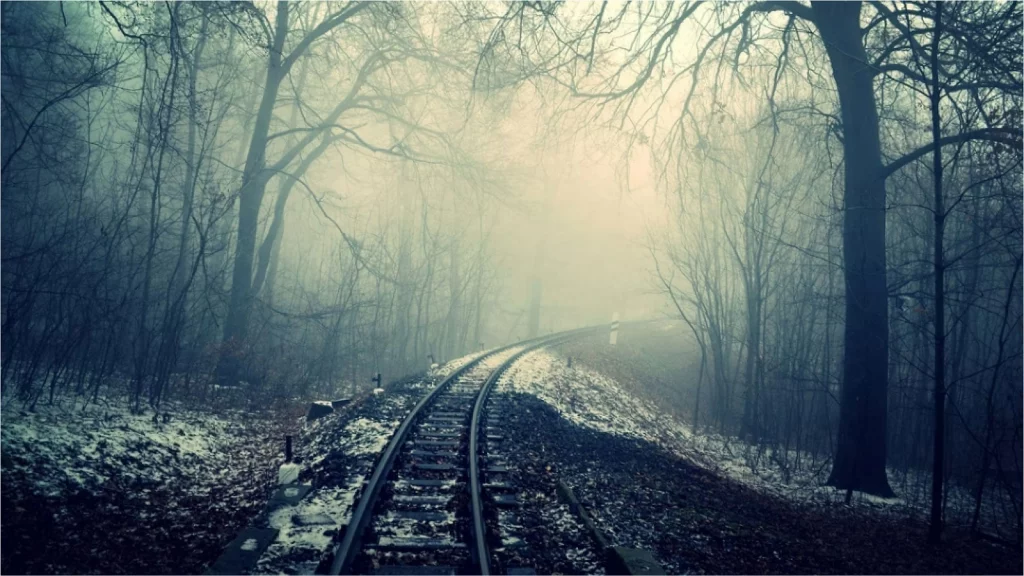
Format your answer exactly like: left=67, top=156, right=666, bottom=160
left=1, top=1, right=1021, bottom=573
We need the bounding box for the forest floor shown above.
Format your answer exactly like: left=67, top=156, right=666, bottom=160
left=544, top=322, right=1022, bottom=574
left=0, top=392, right=306, bottom=574
left=558, top=323, right=1023, bottom=529
left=0, top=358, right=474, bottom=575
left=1, top=339, right=1019, bottom=575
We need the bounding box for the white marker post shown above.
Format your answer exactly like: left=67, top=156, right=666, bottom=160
left=609, top=312, right=619, bottom=345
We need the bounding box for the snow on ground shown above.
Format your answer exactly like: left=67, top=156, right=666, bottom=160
left=250, top=346, right=533, bottom=573
left=498, top=344, right=1019, bottom=573
left=429, top=349, right=486, bottom=378
left=1, top=365, right=457, bottom=574
left=255, top=475, right=365, bottom=574
left=1, top=397, right=292, bottom=574
left=251, top=353, right=501, bottom=573
left=499, top=348, right=995, bottom=526
left=250, top=397, right=415, bottom=569
left=304, top=416, right=397, bottom=472
left=427, top=344, right=525, bottom=379
left=278, top=462, right=302, bottom=485
left=2, top=400, right=238, bottom=498
left=499, top=349, right=692, bottom=453
left=340, top=417, right=396, bottom=456
left=250, top=392, right=416, bottom=572
left=503, top=348, right=822, bottom=497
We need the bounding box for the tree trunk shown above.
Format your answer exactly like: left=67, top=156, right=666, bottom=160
left=252, top=136, right=332, bottom=296
left=218, top=4, right=376, bottom=385
left=741, top=271, right=762, bottom=439
left=217, top=2, right=290, bottom=384
left=972, top=258, right=1021, bottom=532
left=392, top=198, right=414, bottom=372
left=813, top=1, right=895, bottom=497
left=445, top=238, right=461, bottom=359
left=527, top=278, right=542, bottom=338
left=170, top=11, right=207, bottom=304
left=252, top=54, right=312, bottom=298
left=927, top=3, right=946, bottom=544
left=153, top=9, right=208, bottom=407
left=133, top=32, right=180, bottom=410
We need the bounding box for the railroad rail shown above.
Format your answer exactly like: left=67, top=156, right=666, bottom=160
left=327, top=327, right=596, bottom=575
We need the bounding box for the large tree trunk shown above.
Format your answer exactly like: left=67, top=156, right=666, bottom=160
left=813, top=1, right=895, bottom=498
left=251, top=55, right=312, bottom=298
left=218, top=3, right=374, bottom=385
left=217, top=3, right=290, bottom=384
left=251, top=136, right=331, bottom=296
left=209, top=29, right=259, bottom=294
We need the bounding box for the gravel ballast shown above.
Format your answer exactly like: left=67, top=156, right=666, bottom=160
left=490, top=340, right=1021, bottom=575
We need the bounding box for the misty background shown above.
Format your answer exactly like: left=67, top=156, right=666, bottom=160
left=2, top=0, right=1021, bottom=546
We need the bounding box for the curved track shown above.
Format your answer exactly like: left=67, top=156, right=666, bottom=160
left=327, top=328, right=595, bottom=575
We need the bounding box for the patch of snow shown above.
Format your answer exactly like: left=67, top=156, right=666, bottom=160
left=255, top=475, right=365, bottom=574
left=340, top=417, right=395, bottom=456
left=392, top=478, right=457, bottom=492
left=374, top=509, right=457, bottom=542
left=498, top=349, right=691, bottom=450
left=1, top=400, right=236, bottom=497
left=1, top=395, right=292, bottom=574
left=501, top=347, right=1009, bottom=534
left=430, top=348, right=492, bottom=378
left=277, top=463, right=301, bottom=485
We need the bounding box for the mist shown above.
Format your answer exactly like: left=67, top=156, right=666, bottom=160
left=2, top=1, right=1022, bottom=571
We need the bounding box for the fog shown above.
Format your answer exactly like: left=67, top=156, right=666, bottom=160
left=2, top=0, right=1021, bottom=544
left=281, top=87, right=663, bottom=342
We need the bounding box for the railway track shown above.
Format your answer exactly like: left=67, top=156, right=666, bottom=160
left=326, top=328, right=595, bottom=575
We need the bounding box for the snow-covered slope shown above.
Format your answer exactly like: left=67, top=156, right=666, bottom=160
left=1, top=399, right=293, bottom=574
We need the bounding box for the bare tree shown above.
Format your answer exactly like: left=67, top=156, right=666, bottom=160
left=473, top=0, right=1021, bottom=497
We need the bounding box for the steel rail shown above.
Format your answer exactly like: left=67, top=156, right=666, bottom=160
left=326, top=345, right=501, bottom=575
left=467, top=328, right=596, bottom=575
left=327, top=326, right=599, bottom=575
